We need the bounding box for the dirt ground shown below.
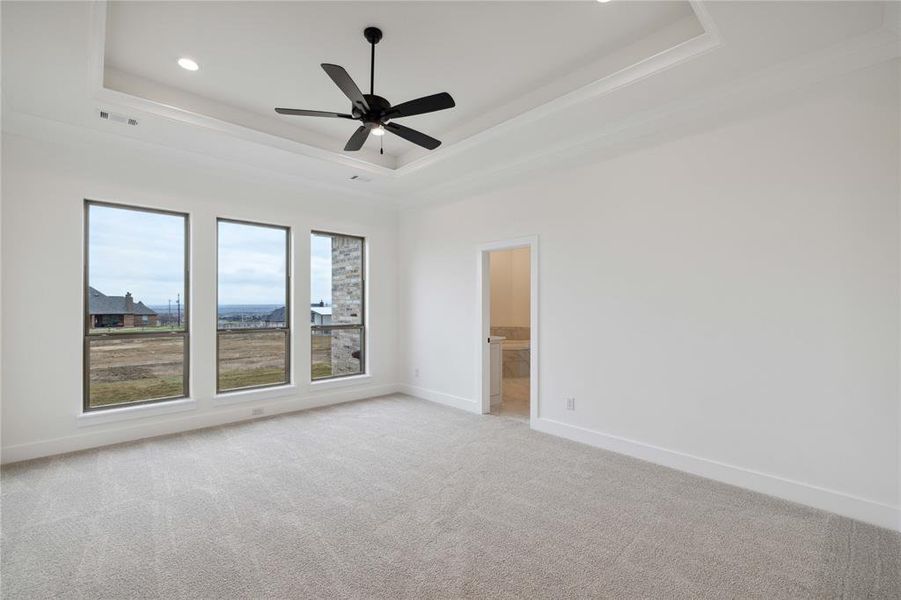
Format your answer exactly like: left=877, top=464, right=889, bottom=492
left=218, top=331, right=288, bottom=390
left=312, top=334, right=332, bottom=378
left=88, top=332, right=339, bottom=407
left=89, top=332, right=295, bottom=407
left=88, top=336, right=185, bottom=407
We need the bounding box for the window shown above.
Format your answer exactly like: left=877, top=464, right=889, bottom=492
left=217, top=219, right=290, bottom=392
left=311, top=231, right=365, bottom=380
left=84, top=201, right=189, bottom=411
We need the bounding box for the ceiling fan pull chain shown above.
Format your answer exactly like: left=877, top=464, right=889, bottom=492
left=380, top=136, right=384, bottom=155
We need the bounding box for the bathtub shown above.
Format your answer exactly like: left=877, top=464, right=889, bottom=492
left=502, top=339, right=530, bottom=351
left=502, top=339, right=530, bottom=377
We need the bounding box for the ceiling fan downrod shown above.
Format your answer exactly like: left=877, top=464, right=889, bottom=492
left=273, top=24, right=454, bottom=153
left=364, top=27, right=382, bottom=96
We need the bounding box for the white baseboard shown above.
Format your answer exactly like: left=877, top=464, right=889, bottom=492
left=1, top=383, right=399, bottom=464
left=532, top=417, right=900, bottom=533
left=7, top=383, right=897, bottom=533
left=398, top=384, right=481, bottom=413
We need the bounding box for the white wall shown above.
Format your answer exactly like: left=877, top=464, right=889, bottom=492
left=397, top=62, right=900, bottom=529
left=0, top=127, right=398, bottom=462
left=489, top=247, right=530, bottom=329
left=1, top=57, right=898, bottom=532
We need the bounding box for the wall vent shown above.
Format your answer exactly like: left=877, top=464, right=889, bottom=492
left=99, top=110, right=138, bottom=126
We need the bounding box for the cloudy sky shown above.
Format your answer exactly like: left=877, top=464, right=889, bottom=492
left=89, top=205, right=332, bottom=307
left=89, top=205, right=186, bottom=306
left=310, top=233, right=331, bottom=305
left=218, top=220, right=288, bottom=305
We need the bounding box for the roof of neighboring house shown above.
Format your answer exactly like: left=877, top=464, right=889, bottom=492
left=267, top=306, right=286, bottom=322
left=266, top=306, right=332, bottom=322
left=88, top=287, right=157, bottom=316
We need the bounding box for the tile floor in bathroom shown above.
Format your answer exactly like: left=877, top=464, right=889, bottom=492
left=491, top=375, right=530, bottom=422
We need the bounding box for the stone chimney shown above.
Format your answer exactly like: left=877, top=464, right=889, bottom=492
left=125, top=292, right=134, bottom=313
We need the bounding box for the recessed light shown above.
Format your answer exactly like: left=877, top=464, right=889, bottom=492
left=177, top=57, right=199, bottom=71
left=596, top=0, right=612, bottom=3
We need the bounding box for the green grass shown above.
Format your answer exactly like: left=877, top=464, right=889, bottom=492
left=89, top=376, right=184, bottom=407
left=311, top=363, right=332, bottom=379
left=218, top=368, right=288, bottom=391
left=90, top=365, right=339, bottom=408
left=90, top=368, right=290, bottom=407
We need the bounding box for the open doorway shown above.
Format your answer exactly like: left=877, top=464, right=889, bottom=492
left=478, top=237, right=538, bottom=424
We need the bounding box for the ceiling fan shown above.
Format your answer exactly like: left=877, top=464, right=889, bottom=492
left=275, top=27, right=455, bottom=152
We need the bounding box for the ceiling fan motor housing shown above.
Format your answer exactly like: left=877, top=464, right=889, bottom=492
left=364, top=27, right=383, bottom=45
left=273, top=24, right=453, bottom=152
left=358, top=94, right=391, bottom=126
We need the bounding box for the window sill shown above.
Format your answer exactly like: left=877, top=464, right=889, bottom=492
left=309, top=373, right=371, bottom=389
left=77, top=398, right=197, bottom=427
left=212, top=384, right=297, bottom=406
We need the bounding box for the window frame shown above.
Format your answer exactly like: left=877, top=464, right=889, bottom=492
left=82, top=199, right=191, bottom=413
left=310, top=230, right=366, bottom=382
left=216, top=217, right=292, bottom=394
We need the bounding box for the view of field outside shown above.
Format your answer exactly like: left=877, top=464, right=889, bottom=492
left=85, top=206, right=364, bottom=408
left=312, top=333, right=332, bottom=378
left=310, top=232, right=364, bottom=380
left=218, top=330, right=287, bottom=390
left=88, top=336, right=184, bottom=407
left=311, top=232, right=334, bottom=378
left=86, top=203, right=188, bottom=409
left=217, top=221, right=289, bottom=391
left=312, top=327, right=363, bottom=379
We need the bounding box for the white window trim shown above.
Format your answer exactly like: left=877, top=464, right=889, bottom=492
left=213, top=384, right=298, bottom=406
left=308, top=373, right=372, bottom=389
left=310, top=230, right=367, bottom=384
left=77, top=398, right=197, bottom=427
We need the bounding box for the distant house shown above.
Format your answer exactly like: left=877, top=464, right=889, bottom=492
left=265, top=306, right=286, bottom=326
left=264, top=304, right=333, bottom=326
left=88, top=287, right=159, bottom=328
left=311, top=304, right=332, bottom=326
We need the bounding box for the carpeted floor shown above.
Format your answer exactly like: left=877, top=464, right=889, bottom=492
left=2, top=394, right=899, bottom=599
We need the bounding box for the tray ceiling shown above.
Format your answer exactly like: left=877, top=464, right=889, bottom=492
left=103, top=1, right=702, bottom=168
left=5, top=2, right=895, bottom=204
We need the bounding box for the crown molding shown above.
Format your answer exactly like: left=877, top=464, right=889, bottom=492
left=88, top=1, right=396, bottom=178
left=394, top=1, right=722, bottom=177
left=1, top=109, right=398, bottom=208
left=406, top=20, right=900, bottom=207
left=89, top=0, right=719, bottom=179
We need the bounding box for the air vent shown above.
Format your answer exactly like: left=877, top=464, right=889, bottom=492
left=99, top=110, right=138, bottom=126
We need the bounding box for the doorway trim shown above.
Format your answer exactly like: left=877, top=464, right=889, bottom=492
left=476, top=236, right=539, bottom=423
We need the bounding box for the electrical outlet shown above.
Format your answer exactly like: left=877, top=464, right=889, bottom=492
left=251, top=407, right=264, bottom=417
left=566, top=397, right=575, bottom=411
left=414, top=368, right=420, bottom=378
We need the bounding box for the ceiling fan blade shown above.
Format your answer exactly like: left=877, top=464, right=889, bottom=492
left=385, top=122, right=441, bottom=150
left=321, top=64, right=370, bottom=113
left=385, top=92, right=455, bottom=119
left=344, top=126, right=370, bottom=151
left=275, top=108, right=354, bottom=119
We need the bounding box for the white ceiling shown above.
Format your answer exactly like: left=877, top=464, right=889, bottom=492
left=2, top=2, right=899, bottom=206
left=103, top=1, right=699, bottom=165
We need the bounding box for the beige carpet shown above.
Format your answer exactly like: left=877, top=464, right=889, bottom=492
left=2, top=394, right=899, bottom=599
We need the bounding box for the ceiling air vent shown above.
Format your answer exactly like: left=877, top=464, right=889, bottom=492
left=349, top=175, right=372, bottom=183
left=99, top=110, right=138, bottom=126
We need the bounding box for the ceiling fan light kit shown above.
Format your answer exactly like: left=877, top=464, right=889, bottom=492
left=275, top=26, right=455, bottom=153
